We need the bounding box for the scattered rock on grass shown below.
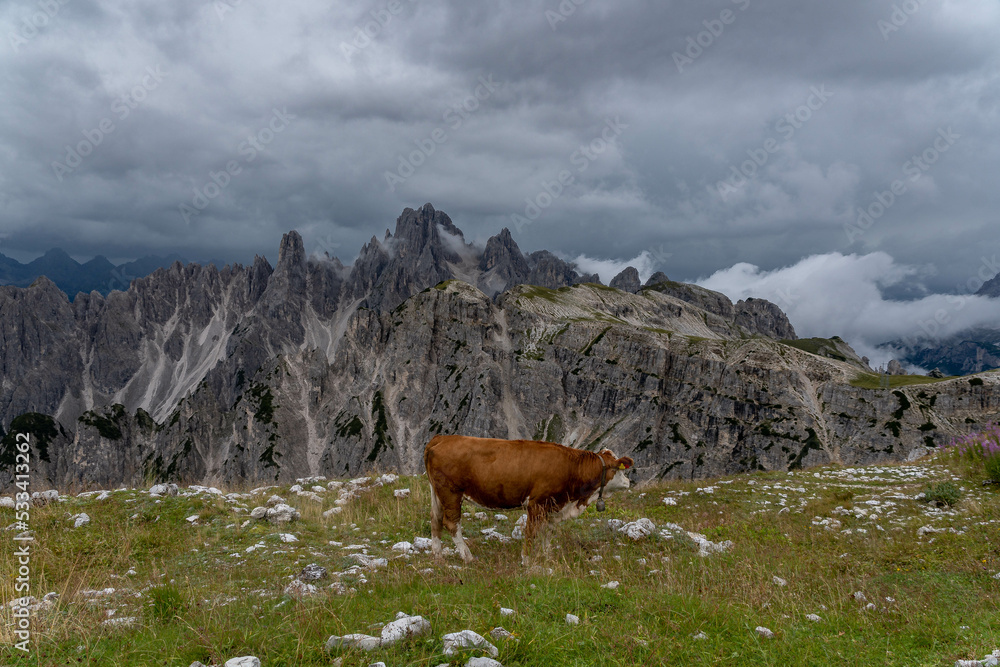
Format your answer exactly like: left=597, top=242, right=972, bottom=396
left=755, top=626, right=775, bottom=639
left=772, top=576, right=787, bottom=587
left=619, top=518, right=655, bottom=541
left=71, top=513, right=90, bottom=528
left=379, top=614, right=432, bottom=644
left=326, top=614, right=431, bottom=651
left=565, top=614, right=580, bottom=625
left=266, top=504, right=300, bottom=524
left=326, top=633, right=382, bottom=651
left=466, top=658, right=504, bottom=667
left=224, top=657, right=260, bottom=667
left=283, top=580, right=319, bottom=598
left=31, top=490, right=60, bottom=506
left=442, top=630, right=498, bottom=657
left=392, top=541, right=414, bottom=554
left=298, top=563, right=327, bottom=580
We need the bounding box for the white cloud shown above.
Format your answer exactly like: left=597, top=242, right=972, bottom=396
left=697, top=251, right=1000, bottom=368
left=570, top=251, right=658, bottom=285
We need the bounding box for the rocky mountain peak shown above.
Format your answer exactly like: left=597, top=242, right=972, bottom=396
left=644, top=271, right=669, bottom=287
left=610, top=266, right=641, bottom=293
left=525, top=250, right=598, bottom=290
left=976, top=273, right=1000, bottom=298
left=391, top=203, right=464, bottom=263
left=276, top=230, right=306, bottom=274
left=479, top=228, right=525, bottom=272
left=734, top=297, right=797, bottom=340
left=476, top=228, right=530, bottom=297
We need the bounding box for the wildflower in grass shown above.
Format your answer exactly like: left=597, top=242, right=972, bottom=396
left=945, top=424, right=1000, bottom=484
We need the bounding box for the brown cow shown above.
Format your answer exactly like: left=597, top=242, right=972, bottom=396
left=424, top=434, right=634, bottom=564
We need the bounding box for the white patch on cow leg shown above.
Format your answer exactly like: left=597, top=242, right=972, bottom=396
left=452, top=526, right=474, bottom=562
left=553, top=501, right=586, bottom=523
left=429, top=487, right=444, bottom=557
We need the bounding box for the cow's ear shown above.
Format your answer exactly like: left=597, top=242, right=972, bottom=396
left=616, top=457, right=633, bottom=470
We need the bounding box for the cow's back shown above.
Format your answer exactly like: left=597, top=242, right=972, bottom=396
left=425, top=435, right=588, bottom=509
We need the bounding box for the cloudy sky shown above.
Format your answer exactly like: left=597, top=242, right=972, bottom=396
left=2, top=0, right=999, bottom=358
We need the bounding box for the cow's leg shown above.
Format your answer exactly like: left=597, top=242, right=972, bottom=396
left=521, top=503, right=547, bottom=566
left=540, top=521, right=554, bottom=558
left=438, top=488, right=473, bottom=562
left=430, top=485, right=444, bottom=558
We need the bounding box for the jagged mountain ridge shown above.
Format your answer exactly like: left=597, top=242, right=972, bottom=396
left=6, top=204, right=993, bottom=492
left=0, top=248, right=188, bottom=299
left=886, top=328, right=1000, bottom=376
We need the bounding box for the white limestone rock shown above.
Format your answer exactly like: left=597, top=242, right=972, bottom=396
left=619, top=518, right=655, bottom=541
left=283, top=580, right=319, bottom=598
left=466, top=658, right=504, bottom=667
left=392, top=541, right=414, bottom=554
left=266, top=504, right=300, bottom=524
left=225, top=657, right=261, bottom=667
left=380, top=614, right=431, bottom=644
left=326, top=633, right=382, bottom=651
left=442, top=630, right=498, bottom=657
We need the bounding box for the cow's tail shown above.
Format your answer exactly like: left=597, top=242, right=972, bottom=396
left=425, top=435, right=444, bottom=547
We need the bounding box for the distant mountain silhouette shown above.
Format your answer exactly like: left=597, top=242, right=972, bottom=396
left=0, top=249, right=186, bottom=299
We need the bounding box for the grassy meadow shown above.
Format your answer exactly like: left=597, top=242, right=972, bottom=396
left=1, top=454, right=998, bottom=666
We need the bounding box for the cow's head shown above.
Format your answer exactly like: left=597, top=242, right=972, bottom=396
left=597, top=448, right=634, bottom=493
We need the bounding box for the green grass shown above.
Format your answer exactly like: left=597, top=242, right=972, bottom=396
left=850, top=373, right=959, bottom=389
left=2, top=459, right=998, bottom=666
left=779, top=337, right=855, bottom=363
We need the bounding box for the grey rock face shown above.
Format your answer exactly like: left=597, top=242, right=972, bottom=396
left=734, top=298, right=797, bottom=340
left=975, top=273, right=1000, bottom=297
left=609, top=267, right=641, bottom=294
left=12, top=205, right=970, bottom=493
left=478, top=228, right=529, bottom=297
left=887, top=359, right=907, bottom=375
left=355, top=203, right=469, bottom=312
left=526, top=250, right=596, bottom=289
left=644, top=271, right=669, bottom=287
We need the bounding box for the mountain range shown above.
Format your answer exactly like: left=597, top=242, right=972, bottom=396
left=0, top=248, right=187, bottom=299
left=1, top=204, right=997, bottom=491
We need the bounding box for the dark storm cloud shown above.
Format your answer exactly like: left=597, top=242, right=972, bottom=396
left=1, top=0, right=998, bottom=305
